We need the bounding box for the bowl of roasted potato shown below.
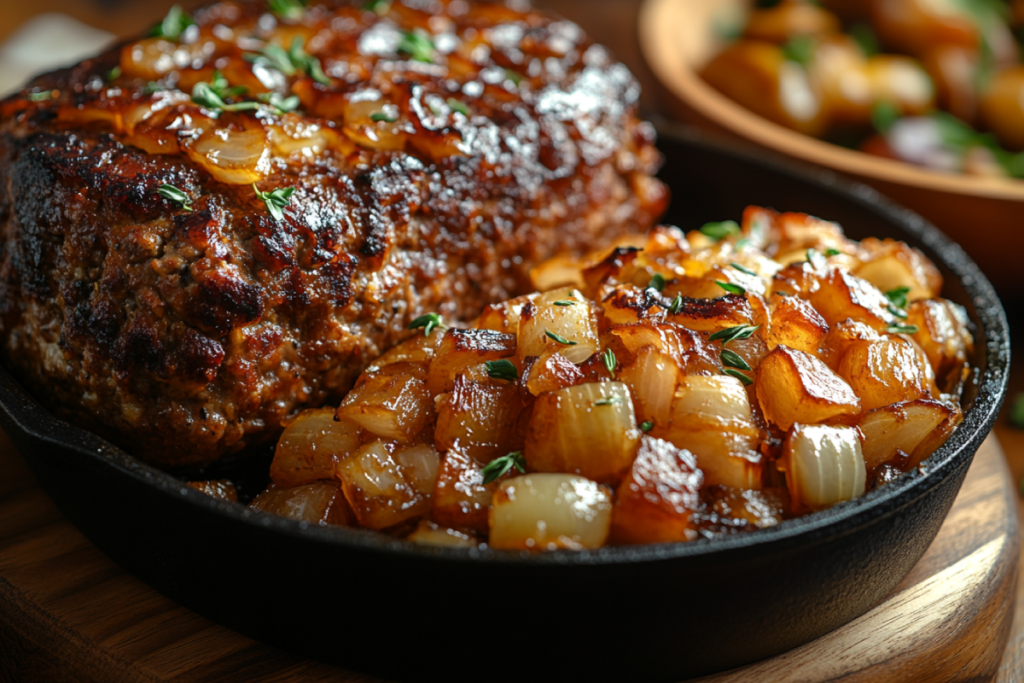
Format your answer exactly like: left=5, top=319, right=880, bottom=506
left=1, top=128, right=1007, bottom=682
left=640, top=0, right=1024, bottom=296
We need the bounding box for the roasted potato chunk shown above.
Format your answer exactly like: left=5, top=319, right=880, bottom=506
left=609, top=437, right=703, bottom=545
left=756, top=346, right=861, bottom=430
left=835, top=336, right=932, bottom=412
left=434, top=377, right=526, bottom=463
left=766, top=295, right=828, bottom=354
left=426, top=328, right=516, bottom=395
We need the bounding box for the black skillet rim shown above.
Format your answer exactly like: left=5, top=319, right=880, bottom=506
left=0, top=124, right=1009, bottom=567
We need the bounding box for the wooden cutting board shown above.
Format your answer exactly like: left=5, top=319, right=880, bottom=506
left=0, top=431, right=1018, bottom=683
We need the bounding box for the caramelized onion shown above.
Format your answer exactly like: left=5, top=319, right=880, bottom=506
left=489, top=474, right=612, bottom=550
left=183, top=125, right=270, bottom=185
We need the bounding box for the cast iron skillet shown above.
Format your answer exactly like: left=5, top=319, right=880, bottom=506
left=0, top=127, right=1009, bottom=683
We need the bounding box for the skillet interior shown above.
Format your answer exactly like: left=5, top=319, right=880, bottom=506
left=0, top=126, right=1008, bottom=682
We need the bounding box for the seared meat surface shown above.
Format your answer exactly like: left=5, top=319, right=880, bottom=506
left=0, top=1, right=666, bottom=468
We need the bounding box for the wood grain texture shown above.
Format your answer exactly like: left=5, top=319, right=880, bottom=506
left=0, top=430, right=1016, bottom=683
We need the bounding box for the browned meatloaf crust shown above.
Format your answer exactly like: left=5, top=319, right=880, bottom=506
left=0, top=0, right=667, bottom=468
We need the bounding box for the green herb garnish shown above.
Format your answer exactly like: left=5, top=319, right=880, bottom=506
left=148, top=4, right=195, bottom=39
left=721, top=349, right=751, bottom=372
left=191, top=72, right=257, bottom=113
left=245, top=38, right=329, bottom=85
left=640, top=420, right=654, bottom=432
left=253, top=184, right=296, bottom=221
left=884, top=286, right=911, bottom=310
left=107, top=66, right=122, bottom=82
left=269, top=0, right=308, bottom=21
left=648, top=273, right=666, bottom=292
left=398, top=29, right=436, bottom=63
left=887, top=323, right=919, bottom=335
left=481, top=451, right=526, bottom=484
left=1010, top=393, right=1024, bottom=429
left=602, top=348, right=617, bottom=379
left=668, top=293, right=683, bottom=315
left=849, top=23, right=879, bottom=58
left=723, top=368, right=754, bottom=386
left=825, top=248, right=841, bottom=257
left=485, top=359, right=518, bottom=382
left=370, top=110, right=398, bottom=122
left=553, top=299, right=577, bottom=306
left=158, top=184, right=193, bottom=212
left=716, top=281, right=746, bottom=296
left=781, top=35, right=815, bottom=68
left=504, top=69, right=522, bottom=86
left=258, top=92, right=301, bottom=115
left=545, top=329, right=577, bottom=346
left=364, top=0, right=392, bottom=14
left=700, top=220, right=740, bottom=242
left=447, top=98, right=470, bottom=116
left=27, top=90, right=56, bottom=102
left=872, top=101, right=900, bottom=135
left=594, top=396, right=621, bottom=406
left=775, top=290, right=791, bottom=297
left=409, top=312, right=444, bottom=335
left=709, top=324, right=760, bottom=344
left=730, top=262, right=757, bottom=276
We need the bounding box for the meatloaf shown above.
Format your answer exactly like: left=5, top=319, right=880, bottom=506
left=0, top=0, right=667, bottom=469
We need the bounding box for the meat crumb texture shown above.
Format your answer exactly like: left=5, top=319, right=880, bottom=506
left=0, top=0, right=667, bottom=468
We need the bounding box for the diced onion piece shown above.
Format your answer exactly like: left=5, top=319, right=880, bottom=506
left=618, top=346, right=679, bottom=426
left=270, top=407, right=362, bottom=487
left=756, top=345, right=860, bottom=431
left=250, top=482, right=355, bottom=526
left=183, top=126, right=270, bottom=185
left=268, top=119, right=347, bottom=158
left=186, top=479, right=238, bottom=502
left=335, top=440, right=431, bottom=530
left=659, top=376, right=763, bottom=490
left=434, top=377, right=525, bottom=462
left=782, top=424, right=866, bottom=511
left=517, top=289, right=599, bottom=364
left=369, top=332, right=443, bottom=370
left=426, top=328, right=516, bottom=395
left=431, top=447, right=493, bottom=533
left=857, top=399, right=958, bottom=470
left=337, top=371, right=434, bottom=443
left=394, top=443, right=441, bottom=498
left=525, top=382, right=641, bottom=483
left=475, top=293, right=539, bottom=334
left=489, top=474, right=612, bottom=550
left=609, top=436, right=703, bottom=545
left=836, top=337, right=930, bottom=412
left=407, top=520, right=479, bottom=548
left=766, top=295, right=828, bottom=353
